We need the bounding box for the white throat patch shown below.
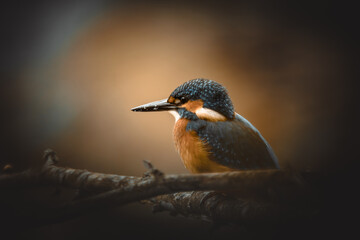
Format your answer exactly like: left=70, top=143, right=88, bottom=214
left=168, top=110, right=180, bottom=122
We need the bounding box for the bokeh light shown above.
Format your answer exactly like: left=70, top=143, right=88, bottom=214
left=1, top=1, right=353, bottom=176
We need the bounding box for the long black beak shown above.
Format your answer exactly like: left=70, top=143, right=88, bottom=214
left=131, top=98, right=177, bottom=112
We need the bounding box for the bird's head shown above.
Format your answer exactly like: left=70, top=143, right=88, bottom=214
left=131, top=78, right=235, bottom=121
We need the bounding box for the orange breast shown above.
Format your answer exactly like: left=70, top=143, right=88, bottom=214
left=173, top=119, right=232, bottom=173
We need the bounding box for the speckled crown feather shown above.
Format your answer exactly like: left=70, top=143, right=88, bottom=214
left=170, top=78, right=235, bottom=119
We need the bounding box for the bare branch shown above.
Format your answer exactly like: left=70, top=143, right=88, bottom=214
left=1, top=149, right=313, bottom=228
left=31, top=167, right=305, bottom=227
left=1, top=149, right=303, bottom=198
left=144, top=191, right=314, bottom=224
left=0, top=149, right=140, bottom=192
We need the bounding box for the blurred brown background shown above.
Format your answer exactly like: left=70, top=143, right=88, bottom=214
left=0, top=0, right=357, bottom=239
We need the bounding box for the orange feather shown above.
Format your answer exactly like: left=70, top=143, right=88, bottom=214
left=173, top=118, right=232, bottom=173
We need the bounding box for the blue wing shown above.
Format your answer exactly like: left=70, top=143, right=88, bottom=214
left=186, top=113, right=279, bottom=170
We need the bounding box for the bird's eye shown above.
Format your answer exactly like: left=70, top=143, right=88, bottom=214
left=174, top=96, right=188, bottom=105
left=180, top=96, right=188, bottom=104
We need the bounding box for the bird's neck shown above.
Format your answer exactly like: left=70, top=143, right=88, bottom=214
left=178, top=108, right=199, bottom=120
left=168, top=108, right=198, bottom=122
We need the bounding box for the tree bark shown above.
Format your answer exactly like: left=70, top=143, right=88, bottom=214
left=0, top=149, right=316, bottom=228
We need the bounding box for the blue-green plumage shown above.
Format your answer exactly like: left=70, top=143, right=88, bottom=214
left=170, top=79, right=235, bottom=119
left=186, top=113, right=279, bottom=170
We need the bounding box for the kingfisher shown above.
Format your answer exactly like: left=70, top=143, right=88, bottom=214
left=131, top=78, right=279, bottom=173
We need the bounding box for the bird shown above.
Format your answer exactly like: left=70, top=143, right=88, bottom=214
left=131, top=78, right=279, bottom=173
